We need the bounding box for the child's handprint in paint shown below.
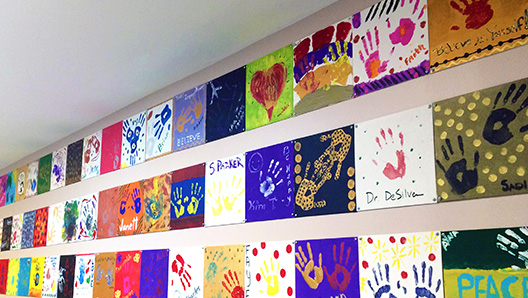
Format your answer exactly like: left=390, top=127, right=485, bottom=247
left=367, top=263, right=405, bottom=298
left=413, top=261, right=442, bottom=298
left=222, top=270, right=243, bottom=298
left=359, top=27, right=394, bottom=79
left=205, top=251, right=227, bottom=282
left=259, top=159, right=283, bottom=199
left=176, top=107, right=192, bottom=133
left=496, top=227, right=528, bottom=268
left=372, top=128, right=406, bottom=180
left=323, top=241, right=357, bottom=293
left=296, top=242, right=324, bottom=289
left=260, top=258, right=280, bottom=295
left=436, top=136, right=479, bottom=195
left=153, top=104, right=172, bottom=139
left=172, top=254, right=192, bottom=291
left=450, top=0, right=494, bottom=30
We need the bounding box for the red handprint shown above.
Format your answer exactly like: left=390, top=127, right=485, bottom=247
left=171, top=254, right=192, bottom=291
left=222, top=270, right=243, bottom=298
left=323, top=241, right=357, bottom=293
left=450, top=0, right=494, bottom=30
left=359, top=27, right=394, bottom=79
left=372, top=128, right=406, bottom=180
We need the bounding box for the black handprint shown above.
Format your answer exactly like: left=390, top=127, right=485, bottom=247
left=413, top=262, right=442, bottom=298
left=483, top=83, right=528, bottom=145
left=436, top=136, right=479, bottom=195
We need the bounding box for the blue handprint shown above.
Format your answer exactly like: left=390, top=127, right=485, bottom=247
left=259, top=159, right=284, bottom=199
left=205, top=251, right=228, bottom=282
left=123, top=113, right=146, bottom=161
left=79, top=261, right=86, bottom=285
left=368, top=263, right=405, bottom=298
left=119, top=187, right=142, bottom=215
left=413, top=262, right=441, bottom=298
left=153, top=104, right=172, bottom=139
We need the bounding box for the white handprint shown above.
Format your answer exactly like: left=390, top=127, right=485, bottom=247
left=496, top=227, right=528, bottom=269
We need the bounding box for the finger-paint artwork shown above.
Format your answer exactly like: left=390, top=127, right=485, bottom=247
left=170, top=164, right=205, bottom=230
left=16, top=164, right=28, bottom=201
left=73, top=254, right=94, bottom=298
left=203, top=245, right=245, bottom=298
left=295, top=237, right=359, bottom=297
left=429, top=0, right=528, bottom=72
left=82, top=130, right=102, bottom=180
left=0, top=259, right=8, bottom=294
left=10, top=213, right=23, bottom=250
left=66, top=139, right=83, bottom=186
left=93, top=252, right=116, bottom=298
left=38, top=153, right=52, bottom=195
left=205, top=154, right=246, bottom=227
left=26, top=161, right=39, bottom=198
left=142, top=173, right=171, bottom=233
left=359, top=231, right=443, bottom=298
left=76, top=193, right=98, bottom=241
left=168, top=246, right=204, bottom=298
left=206, top=66, right=246, bottom=142
left=246, top=142, right=295, bottom=222
left=0, top=175, right=6, bottom=206
left=146, top=99, right=173, bottom=160
left=117, top=181, right=145, bottom=236
left=7, top=258, right=20, bottom=296
left=352, top=0, right=430, bottom=96
left=51, top=147, right=67, bottom=191
left=355, top=105, right=437, bottom=211
left=121, top=111, right=147, bottom=169
left=42, top=256, right=60, bottom=298
left=293, top=17, right=354, bottom=114
left=246, top=45, right=293, bottom=130
left=21, top=210, right=36, bottom=249
left=115, top=251, right=141, bottom=298
left=63, top=199, right=79, bottom=243
left=18, top=257, right=32, bottom=296
left=1, top=217, right=12, bottom=251
left=139, top=249, right=169, bottom=298
left=47, top=202, right=65, bottom=246
left=5, top=171, right=16, bottom=205
left=58, top=255, right=76, bottom=298
left=100, top=121, right=123, bottom=175
left=173, top=85, right=206, bottom=152
left=246, top=241, right=295, bottom=297
left=97, top=187, right=120, bottom=239
left=434, top=78, right=528, bottom=201
left=33, top=207, right=49, bottom=248
left=442, top=227, right=528, bottom=297
left=294, top=125, right=356, bottom=216
left=29, top=256, right=45, bottom=298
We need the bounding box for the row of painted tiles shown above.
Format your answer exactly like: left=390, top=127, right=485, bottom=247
left=1, top=226, right=527, bottom=297
left=2, top=75, right=528, bottom=250
left=1, top=0, right=524, bottom=208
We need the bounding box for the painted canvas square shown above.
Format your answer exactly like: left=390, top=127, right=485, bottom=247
left=81, top=130, right=102, bottom=180
left=442, top=227, right=528, bottom=297
left=205, top=154, right=246, bottom=227
left=100, top=121, right=123, bottom=175
left=38, top=153, right=52, bottom=195
left=7, top=258, right=19, bottom=296
left=5, top=171, right=16, bottom=205
left=63, top=199, right=80, bottom=243
left=246, top=45, right=293, bottom=129
left=355, top=105, right=437, bottom=211
left=359, top=231, right=443, bottom=298
left=203, top=245, right=245, bottom=298
left=73, top=254, right=94, bottom=298
left=97, top=187, right=120, bottom=239
left=93, top=252, right=116, bottom=298
left=51, top=147, right=67, bottom=190
left=18, top=257, right=32, bottom=296
left=115, top=251, right=141, bottom=298
left=294, top=125, right=356, bottom=216
left=47, top=202, right=65, bottom=246
left=42, top=256, right=60, bottom=298
left=76, top=193, right=98, bottom=241
left=121, top=111, right=147, bottom=168
left=295, top=237, right=359, bottom=297
left=139, top=249, right=169, bottom=298
left=429, top=0, right=528, bottom=72
left=0, top=259, right=8, bottom=294
left=29, top=256, right=45, bottom=298
left=21, top=210, right=36, bottom=249
left=434, top=78, right=528, bottom=201
left=352, top=0, right=430, bottom=96
left=10, top=213, right=23, bottom=250
left=170, top=164, right=205, bottom=230
left=66, top=139, right=83, bottom=186
left=146, top=99, right=173, bottom=160
left=33, top=207, right=49, bottom=247
left=173, top=85, right=206, bottom=151
left=58, top=255, right=76, bottom=298
left=246, top=241, right=295, bottom=297
left=0, top=174, right=6, bottom=206
left=168, top=246, right=204, bottom=298
left=246, top=141, right=295, bottom=222
left=26, top=161, right=39, bottom=197
left=293, top=17, right=354, bottom=114
left=205, top=66, right=245, bottom=142
left=117, top=181, right=145, bottom=236
left=142, top=173, right=171, bottom=233
left=1, top=217, right=12, bottom=251
left=15, top=164, right=28, bottom=201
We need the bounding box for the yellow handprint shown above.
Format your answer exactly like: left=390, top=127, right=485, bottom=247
left=176, top=107, right=192, bottom=133
left=322, top=40, right=353, bottom=87
left=187, top=182, right=203, bottom=215
left=260, top=258, right=280, bottom=295
left=190, top=96, right=203, bottom=119
left=295, top=242, right=324, bottom=289
left=171, top=187, right=186, bottom=218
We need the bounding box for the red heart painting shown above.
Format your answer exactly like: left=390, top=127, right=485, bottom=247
left=250, top=62, right=287, bottom=120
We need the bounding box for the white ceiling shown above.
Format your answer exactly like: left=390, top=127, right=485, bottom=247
left=0, top=0, right=337, bottom=171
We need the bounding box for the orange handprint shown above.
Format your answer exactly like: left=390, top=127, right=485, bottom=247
left=222, top=270, right=243, bottom=298
left=176, top=107, right=192, bottom=133
left=190, top=96, right=203, bottom=119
